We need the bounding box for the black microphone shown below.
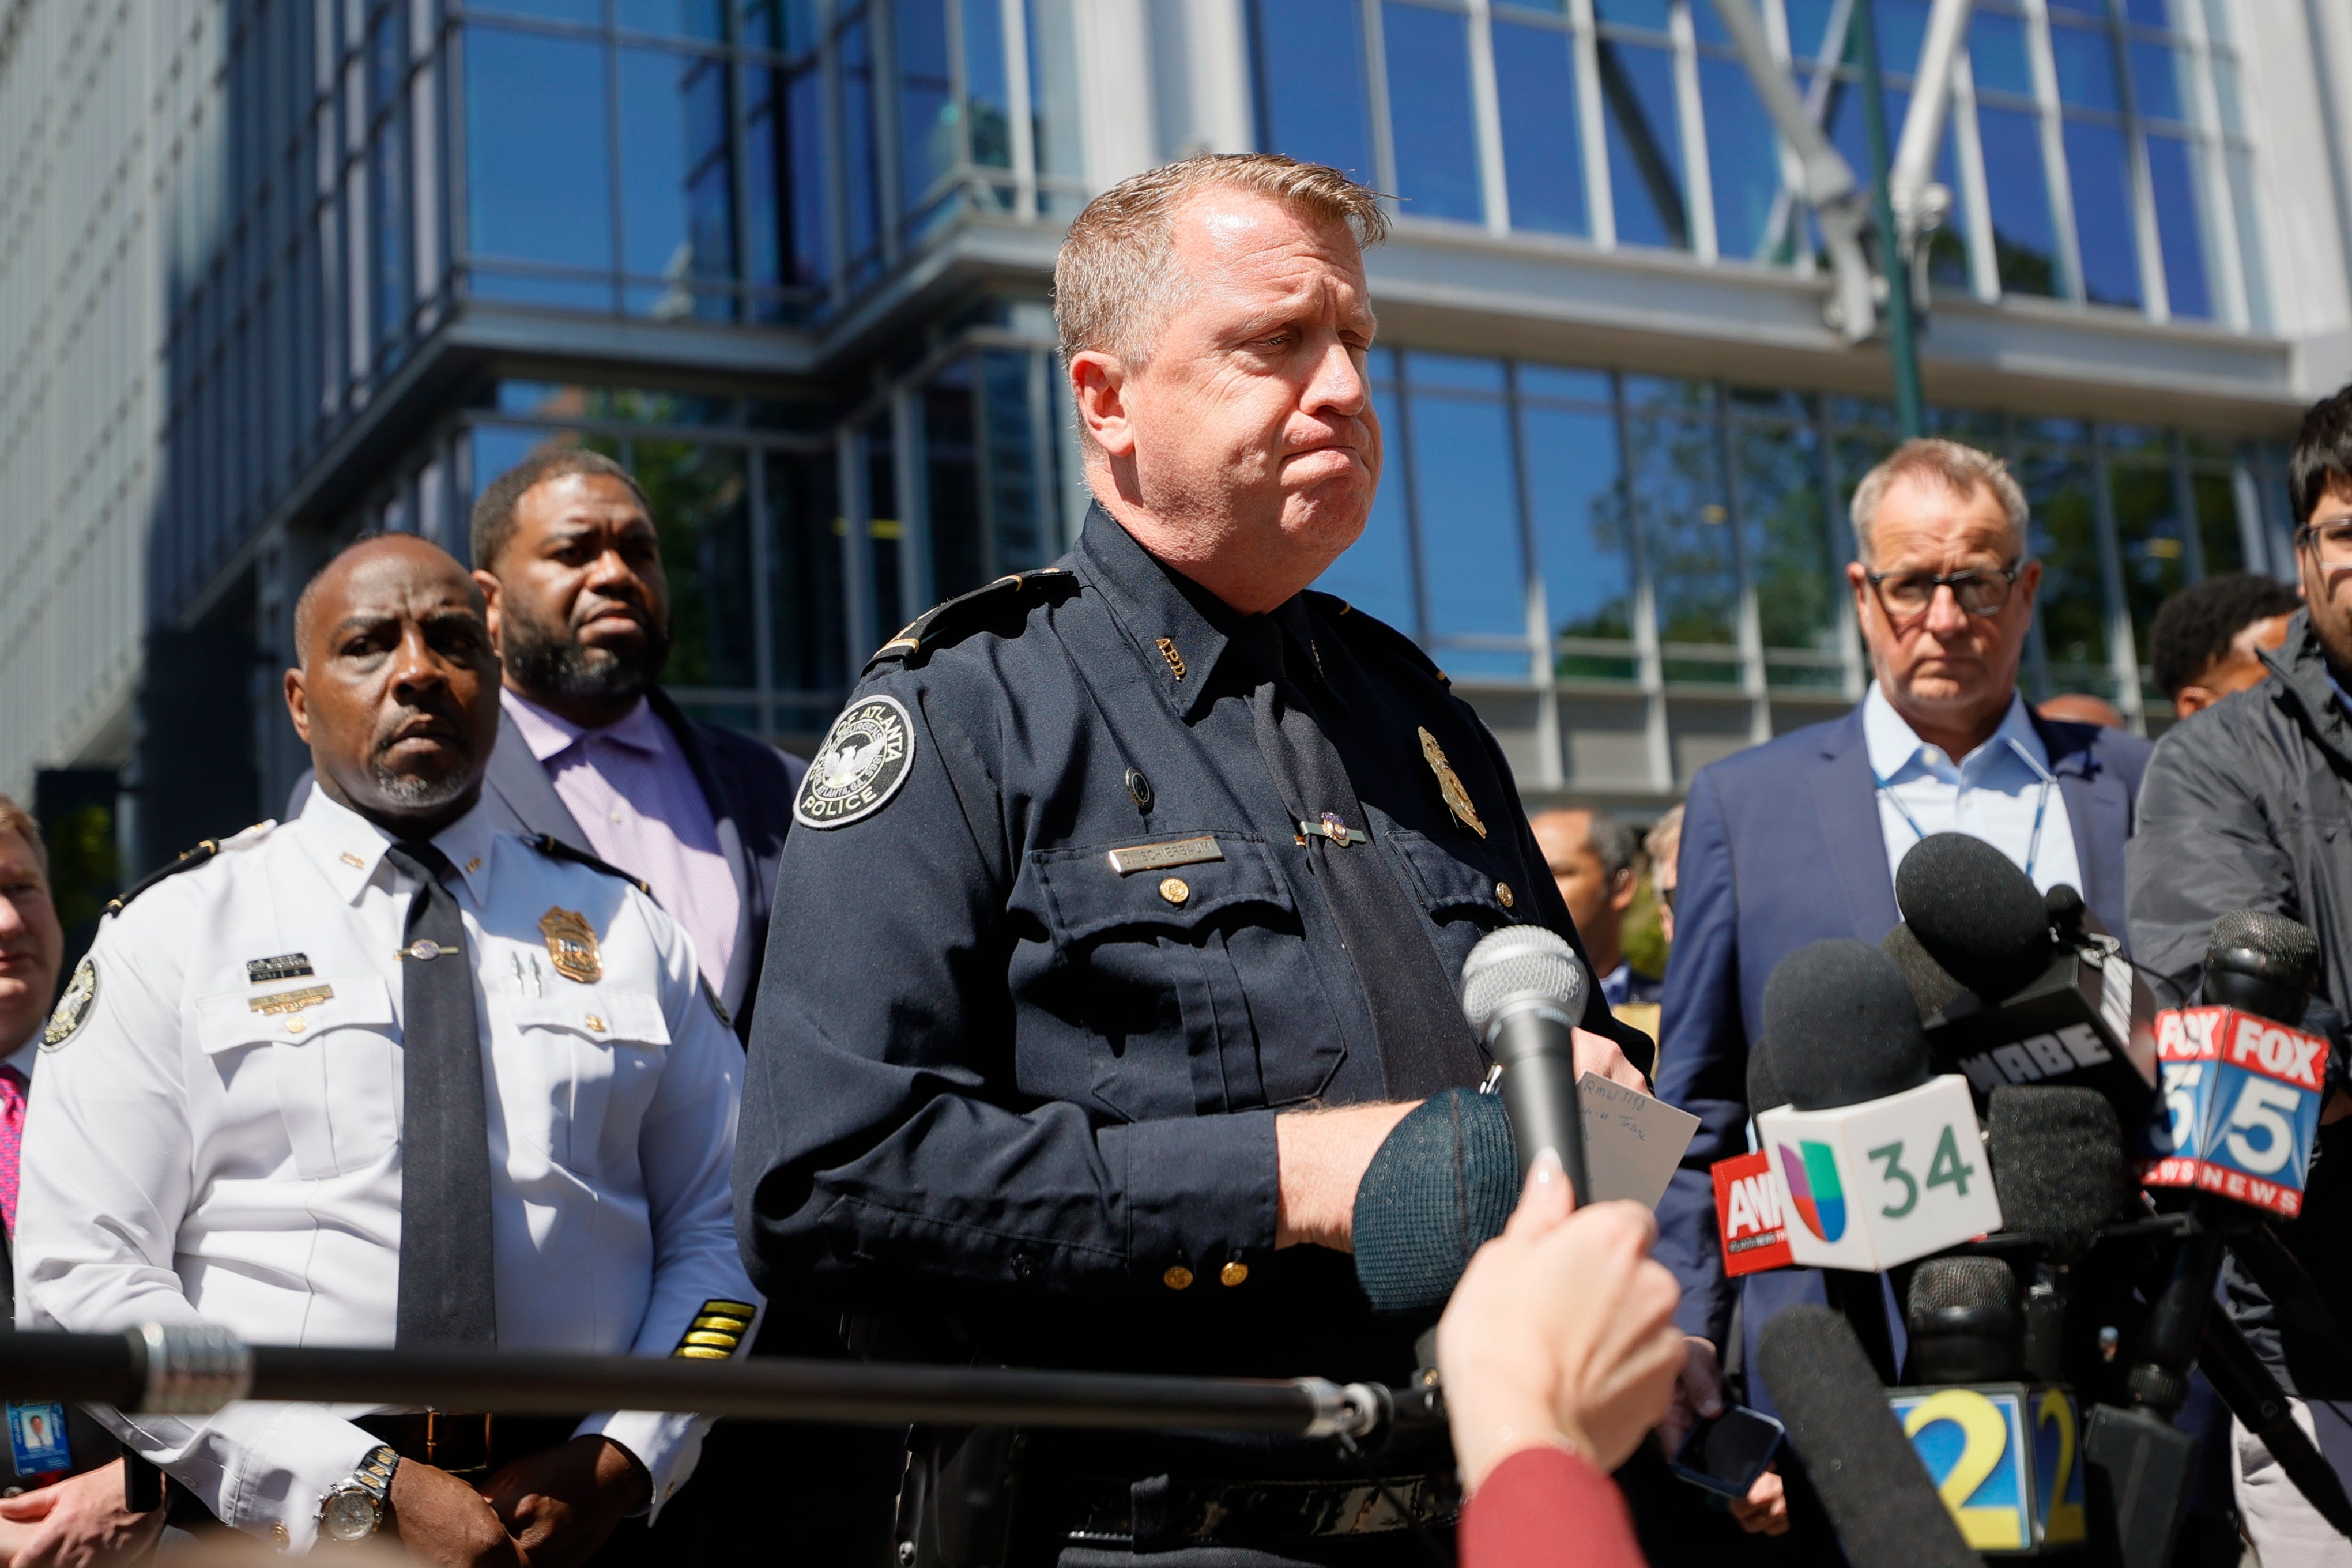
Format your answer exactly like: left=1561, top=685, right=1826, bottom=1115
left=1747, top=1036, right=1786, bottom=1117
left=1891, top=834, right=2155, bottom=1124
left=1461, top=926, right=1592, bottom=1201
left=1984, top=1085, right=2138, bottom=1385
left=2203, top=908, right=2320, bottom=1024
left=1756, top=1306, right=1982, bottom=1568
left=1905, top=1257, right=2023, bottom=1384
left=1758, top=939, right=1935, bottom=1380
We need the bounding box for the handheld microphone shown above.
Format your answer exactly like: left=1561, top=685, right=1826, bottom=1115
left=1754, top=941, right=2002, bottom=1272
left=1461, top=926, right=1592, bottom=1201
left=1756, top=1306, right=1982, bottom=1568
left=2140, top=911, right=2328, bottom=1218
left=1890, top=835, right=2157, bottom=1120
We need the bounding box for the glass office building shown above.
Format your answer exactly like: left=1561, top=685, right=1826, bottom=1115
left=3, top=0, right=2349, bottom=871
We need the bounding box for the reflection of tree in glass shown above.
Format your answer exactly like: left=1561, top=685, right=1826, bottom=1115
left=2017, top=454, right=2104, bottom=668
left=585, top=431, right=755, bottom=690
left=1735, top=421, right=1838, bottom=651
left=1625, top=412, right=1737, bottom=646
left=47, top=803, right=117, bottom=944
left=2109, top=461, right=2187, bottom=659
left=1560, top=480, right=1635, bottom=646
left=1994, top=234, right=2057, bottom=298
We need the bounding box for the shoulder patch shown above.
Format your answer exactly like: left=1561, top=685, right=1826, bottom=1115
left=42, top=956, right=96, bottom=1050
left=104, top=837, right=229, bottom=916
left=527, top=835, right=653, bottom=895
left=864, top=568, right=1079, bottom=674
left=796, top=695, right=916, bottom=829
left=1304, top=590, right=1450, bottom=688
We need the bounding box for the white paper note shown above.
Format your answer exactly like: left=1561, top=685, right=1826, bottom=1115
left=1577, top=1072, right=1702, bottom=1210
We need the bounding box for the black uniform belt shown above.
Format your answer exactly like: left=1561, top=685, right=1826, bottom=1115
left=355, top=1412, right=587, bottom=1477
left=1057, top=1471, right=1460, bottom=1547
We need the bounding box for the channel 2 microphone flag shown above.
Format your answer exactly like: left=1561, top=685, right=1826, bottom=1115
left=2139, top=1005, right=2328, bottom=1218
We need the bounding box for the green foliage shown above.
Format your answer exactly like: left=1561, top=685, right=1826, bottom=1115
left=1622, top=872, right=1671, bottom=981
left=47, top=804, right=118, bottom=936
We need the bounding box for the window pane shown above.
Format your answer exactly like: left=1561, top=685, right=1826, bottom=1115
left=925, top=358, right=986, bottom=598
left=1875, top=0, right=1933, bottom=79
left=1736, top=419, right=1837, bottom=657
left=1495, top=21, right=1585, bottom=236
left=1521, top=363, right=1613, bottom=402
left=618, top=0, right=729, bottom=38
left=981, top=349, right=1053, bottom=571
left=2192, top=470, right=2244, bottom=576
left=1597, top=36, right=1688, bottom=250
left=966, top=0, right=1013, bottom=169
left=2227, top=144, right=2267, bottom=328
left=1977, top=105, right=2059, bottom=296
left=842, top=14, right=883, bottom=277
left=742, top=0, right=823, bottom=54
left=619, top=47, right=739, bottom=317
left=464, top=27, right=613, bottom=272
left=1250, top=0, right=1377, bottom=182
left=1594, top=0, right=1668, bottom=29
left=764, top=448, right=846, bottom=703
left=471, top=0, right=600, bottom=21
left=1316, top=368, right=1416, bottom=628
left=628, top=440, right=757, bottom=689
left=2018, top=453, right=2108, bottom=692
left=1384, top=3, right=1482, bottom=224
left=864, top=419, right=902, bottom=632
left=2145, top=131, right=2211, bottom=319
left=371, top=103, right=410, bottom=346
left=2063, top=118, right=2140, bottom=308
left=1969, top=10, right=2034, bottom=98
left=2128, top=40, right=2185, bottom=124
left=1524, top=405, right=1634, bottom=657
left=896, top=0, right=956, bottom=213
left=2109, top=459, right=2189, bottom=661
left=1027, top=0, right=1085, bottom=192
left=743, top=59, right=830, bottom=303
left=2049, top=21, right=2120, bottom=112
left=1702, top=55, right=1784, bottom=261
left=1410, top=379, right=1529, bottom=676
left=1629, top=409, right=1736, bottom=673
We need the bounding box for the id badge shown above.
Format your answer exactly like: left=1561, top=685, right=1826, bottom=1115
left=7, top=1401, right=71, bottom=1476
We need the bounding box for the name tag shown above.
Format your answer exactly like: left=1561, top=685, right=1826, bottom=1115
left=7, top=1402, right=71, bottom=1476
left=250, top=984, right=334, bottom=1016
left=1105, top=836, right=1224, bottom=876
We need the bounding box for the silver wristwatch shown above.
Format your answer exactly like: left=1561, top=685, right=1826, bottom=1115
left=319, top=1444, right=399, bottom=1543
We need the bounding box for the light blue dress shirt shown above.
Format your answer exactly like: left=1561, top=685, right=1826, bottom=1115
left=1861, top=683, right=2083, bottom=898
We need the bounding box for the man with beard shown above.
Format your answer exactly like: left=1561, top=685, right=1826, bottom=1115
left=16, top=534, right=758, bottom=1562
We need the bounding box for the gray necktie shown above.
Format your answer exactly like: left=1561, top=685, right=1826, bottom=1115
left=384, top=841, right=497, bottom=1348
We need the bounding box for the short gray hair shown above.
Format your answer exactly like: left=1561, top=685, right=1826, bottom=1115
left=1053, top=153, right=1389, bottom=376
left=1849, top=438, right=2030, bottom=561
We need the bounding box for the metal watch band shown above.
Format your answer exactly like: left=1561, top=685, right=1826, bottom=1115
left=319, top=1443, right=399, bottom=1541
left=349, top=1444, right=398, bottom=1503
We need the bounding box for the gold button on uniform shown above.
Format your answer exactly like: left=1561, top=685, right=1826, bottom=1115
left=1162, top=1265, right=1194, bottom=1291
left=1220, top=1261, right=1249, bottom=1287
left=1495, top=882, right=1514, bottom=909
left=585, top=1015, right=607, bottom=1033
left=1158, top=877, right=1190, bottom=906
left=284, top=1017, right=307, bottom=1035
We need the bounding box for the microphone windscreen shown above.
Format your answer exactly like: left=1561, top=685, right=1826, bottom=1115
left=2207, top=910, right=2321, bottom=990
left=1761, top=940, right=1932, bottom=1111
left=2044, top=883, right=2087, bottom=940
left=1908, top=1254, right=2019, bottom=1318
left=1985, top=1085, right=2135, bottom=1261
left=1351, top=1088, right=1518, bottom=1316
left=1461, top=926, right=1589, bottom=1037
left=1748, top=1039, right=1786, bottom=1115
left=1895, top=832, right=2054, bottom=999
left=1756, top=1306, right=1980, bottom=1568
left=1883, top=921, right=1970, bottom=1022
left=1906, top=1256, right=2023, bottom=1384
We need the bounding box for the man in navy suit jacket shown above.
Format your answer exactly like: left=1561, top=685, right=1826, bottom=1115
left=1652, top=439, right=2152, bottom=1535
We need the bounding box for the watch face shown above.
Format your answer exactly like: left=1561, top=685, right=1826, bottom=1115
left=323, top=1490, right=379, bottom=1541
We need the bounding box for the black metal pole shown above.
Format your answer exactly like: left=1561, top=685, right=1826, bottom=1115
left=0, top=1329, right=1359, bottom=1436
left=1850, top=0, right=1927, bottom=438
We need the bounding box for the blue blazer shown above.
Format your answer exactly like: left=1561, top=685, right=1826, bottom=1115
left=1652, top=704, right=2153, bottom=1373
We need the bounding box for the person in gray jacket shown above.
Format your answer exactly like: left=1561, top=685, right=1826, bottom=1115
left=2128, top=382, right=2352, bottom=1566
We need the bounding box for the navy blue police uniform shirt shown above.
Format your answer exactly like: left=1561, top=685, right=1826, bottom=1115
left=733, top=503, right=1648, bottom=1391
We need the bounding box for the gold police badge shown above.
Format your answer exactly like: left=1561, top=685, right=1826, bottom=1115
left=538, top=907, right=602, bottom=984
left=1418, top=727, right=1487, bottom=839
left=42, top=956, right=96, bottom=1050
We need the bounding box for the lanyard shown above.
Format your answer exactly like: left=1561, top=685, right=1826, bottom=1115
left=1874, top=735, right=2056, bottom=884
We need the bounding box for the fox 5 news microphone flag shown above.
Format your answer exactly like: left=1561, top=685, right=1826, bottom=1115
left=2139, top=1005, right=2329, bottom=1217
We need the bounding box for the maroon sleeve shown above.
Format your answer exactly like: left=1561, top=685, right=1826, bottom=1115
left=1460, top=1445, right=1646, bottom=1568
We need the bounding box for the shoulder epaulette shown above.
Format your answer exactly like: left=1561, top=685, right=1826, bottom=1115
left=529, top=834, right=653, bottom=895
left=105, top=836, right=226, bottom=914
left=864, top=568, right=1080, bottom=674
left=1305, top=590, right=1452, bottom=688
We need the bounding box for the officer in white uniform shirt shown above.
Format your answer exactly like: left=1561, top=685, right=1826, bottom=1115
left=14, top=534, right=759, bottom=1563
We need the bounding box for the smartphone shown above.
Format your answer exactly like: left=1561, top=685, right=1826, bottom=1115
left=1669, top=1405, right=1785, bottom=1499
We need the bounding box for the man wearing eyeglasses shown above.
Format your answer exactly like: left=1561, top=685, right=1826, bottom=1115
left=1648, top=438, right=2152, bottom=1541
left=2129, top=385, right=2352, bottom=1566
